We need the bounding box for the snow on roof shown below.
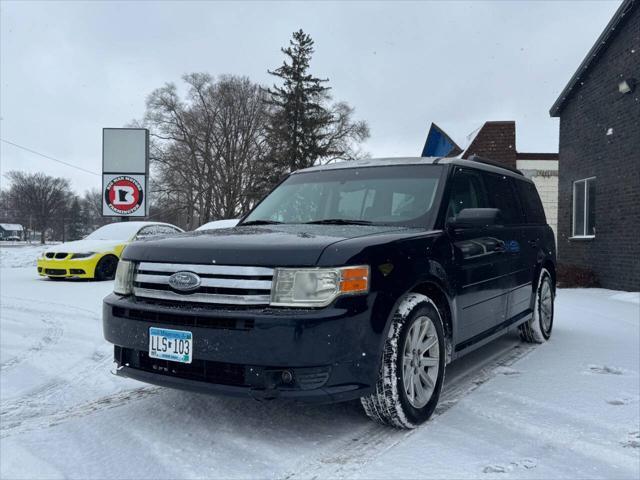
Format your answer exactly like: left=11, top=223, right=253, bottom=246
left=299, top=157, right=440, bottom=172
left=0, top=224, right=23, bottom=231
left=84, top=221, right=178, bottom=240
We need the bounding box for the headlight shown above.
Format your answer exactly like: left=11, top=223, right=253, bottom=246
left=270, top=266, right=369, bottom=307
left=70, top=252, right=96, bottom=259
left=114, top=260, right=134, bottom=295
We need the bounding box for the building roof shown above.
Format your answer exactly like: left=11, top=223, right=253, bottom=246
left=0, top=223, right=24, bottom=231
left=516, top=152, right=559, bottom=160
left=549, top=0, right=638, bottom=117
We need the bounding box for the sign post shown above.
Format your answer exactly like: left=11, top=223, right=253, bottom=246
left=102, top=128, right=149, bottom=220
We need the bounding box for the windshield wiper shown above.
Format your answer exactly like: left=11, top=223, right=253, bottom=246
left=240, top=220, right=284, bottom=226
left=305, top=219, right=373, bottom=225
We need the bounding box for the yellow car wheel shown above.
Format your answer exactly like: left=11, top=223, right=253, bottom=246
left=95, top=255, right=119, bottom=281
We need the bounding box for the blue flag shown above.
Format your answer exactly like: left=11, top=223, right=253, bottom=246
left=421, top=123, right=461, bottom=157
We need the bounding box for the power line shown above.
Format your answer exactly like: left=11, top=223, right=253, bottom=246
left=0, top=138, right=100, bottom=176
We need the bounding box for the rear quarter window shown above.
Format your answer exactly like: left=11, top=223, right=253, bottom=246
left=516, top=180, right=546, bottom=224
left=480, top=172, right=525, bottom=225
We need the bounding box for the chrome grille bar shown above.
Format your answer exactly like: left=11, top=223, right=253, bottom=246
left=135, top=273, right=272, bottom=290
left=133, top=262, right=273, bottom=306
left=137, top=262, right=273, bottom=277
left=133, top=288, right=271, bottom=305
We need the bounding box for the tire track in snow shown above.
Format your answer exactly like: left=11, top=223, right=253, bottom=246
left=280, top=340, right=537, bottom=479
left=0, top=294, right=100, bottom=374
left=1, top=294, right=100, bottom=318
left=0, top=294, right=110, bottom=432
left=0, top=350, right=115, bottom=431
left=0, top=299, right=66, bottom=371
left=0, top=386, right=161, bottom=438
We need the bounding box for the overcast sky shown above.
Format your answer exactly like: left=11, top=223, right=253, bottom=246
left=0, top=0, right=621, bottom=192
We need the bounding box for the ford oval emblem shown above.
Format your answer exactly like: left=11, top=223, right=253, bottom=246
left=168, top=271, right=201, bottom=292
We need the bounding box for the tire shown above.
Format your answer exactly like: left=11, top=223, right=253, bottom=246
left=519, top=267, right=554, bottom=343
left=361, top=293, right=446, bottom=429
left=94, top=255, right=119, bottom=281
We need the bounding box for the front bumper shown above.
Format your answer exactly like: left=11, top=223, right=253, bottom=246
left=37, top=257, right=98, bottom=278
left=103, top=293, right=383, bottom=403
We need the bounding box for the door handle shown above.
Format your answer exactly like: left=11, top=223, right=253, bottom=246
left=493, top=241, right=506, bottom=253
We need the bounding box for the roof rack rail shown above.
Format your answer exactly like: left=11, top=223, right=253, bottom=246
left=467, top=155, right=524, bottom=176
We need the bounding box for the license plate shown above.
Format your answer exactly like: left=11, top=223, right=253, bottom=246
left=149, top=327, right=193, bottom=364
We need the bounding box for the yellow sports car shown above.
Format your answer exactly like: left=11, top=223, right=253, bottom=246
left=37, top=221, right=183, bottom=280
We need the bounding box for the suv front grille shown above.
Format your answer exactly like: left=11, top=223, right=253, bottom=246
left=133, top=262, right=273, bottom=306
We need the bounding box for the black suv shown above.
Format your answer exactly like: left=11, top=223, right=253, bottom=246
left=104, top=157, right=556, bottom=428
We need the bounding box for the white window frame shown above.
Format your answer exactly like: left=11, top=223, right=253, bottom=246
left=572, top=177, right=595, bottom=238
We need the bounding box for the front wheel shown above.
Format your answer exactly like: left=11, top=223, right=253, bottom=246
left=361, top=293, right=446, bottom=429
left=519, top=267, right=554, bottom=343
left=94, top=255, right=119, bottom=281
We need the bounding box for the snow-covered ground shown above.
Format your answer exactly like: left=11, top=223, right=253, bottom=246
left=0, top=244, right=49, bottom=268
left=1, top=246, right=638, bottom=479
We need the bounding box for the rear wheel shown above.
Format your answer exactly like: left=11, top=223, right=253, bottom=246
left=94, top=255, right=119, bottom=281
left=361, top=293, right=446, bottom=429
left=519, top=268, right=554, bottom=343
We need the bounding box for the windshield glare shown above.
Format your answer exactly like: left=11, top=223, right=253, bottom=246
left=244, top=165, right=443, bottom=227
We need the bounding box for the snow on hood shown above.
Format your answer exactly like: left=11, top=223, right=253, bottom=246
left=195, top=219, right=240, bottom=231
left=44, top=239, right=125, bottom=254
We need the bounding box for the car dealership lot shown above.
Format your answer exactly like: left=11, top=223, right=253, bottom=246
left=1, top=248, right=638, bottom=479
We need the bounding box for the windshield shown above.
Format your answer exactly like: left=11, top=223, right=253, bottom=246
left=84, top=223, right=142, bottom=241
left=243, top=165, right=444, bottom=227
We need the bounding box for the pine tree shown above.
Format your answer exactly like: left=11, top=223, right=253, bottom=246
left=66, top=197, right=85, bottom=241
left=266, top=30, right=333, bottom=173
left=253, top=30, right=369, bottom=202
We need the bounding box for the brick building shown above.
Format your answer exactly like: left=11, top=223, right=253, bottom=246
left=550, top=0, right=639, bottom=290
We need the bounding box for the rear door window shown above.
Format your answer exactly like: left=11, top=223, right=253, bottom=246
left=446, top=168, right=490, bottom=219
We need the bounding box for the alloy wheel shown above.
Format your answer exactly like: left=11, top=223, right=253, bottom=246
left=539, top=277, right=553, bottom=333
left=401, top=315, right=440, bottom=409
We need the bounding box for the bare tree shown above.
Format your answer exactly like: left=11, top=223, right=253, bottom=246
left=143, top=74, right=269, bottom=229
left=4, top=171, right=72, bottom=243
left=79, top=188, right=109, bottom=232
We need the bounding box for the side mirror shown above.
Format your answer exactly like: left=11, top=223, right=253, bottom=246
left=447, top=208, right=502, bottom=230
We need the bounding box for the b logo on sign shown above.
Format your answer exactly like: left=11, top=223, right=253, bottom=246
left=104, top=175, right=144, bottom=215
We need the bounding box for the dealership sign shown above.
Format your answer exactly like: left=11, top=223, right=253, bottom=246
left=103, top=174, right=145, bottom=215
left=102, top=128, right=149, bottom=217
